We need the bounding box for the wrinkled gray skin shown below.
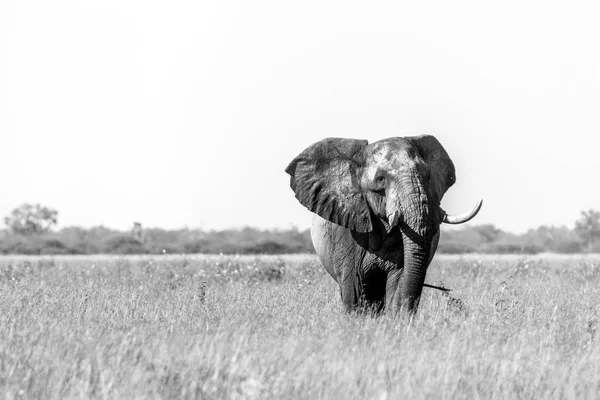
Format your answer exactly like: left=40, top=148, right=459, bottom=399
left=286, top=135, right=475, bottom=315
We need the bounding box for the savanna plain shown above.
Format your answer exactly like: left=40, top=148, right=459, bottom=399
left=1, top=252, right=600, bottom=399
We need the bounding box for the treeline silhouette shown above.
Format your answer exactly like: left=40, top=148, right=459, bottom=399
left=0, top=223, right=599, bottom=255
left=0, top=226, right=312, bottom=255
left=437, top=224, right=594, bottom=254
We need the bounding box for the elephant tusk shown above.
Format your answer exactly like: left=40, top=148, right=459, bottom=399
left=388, top=211, right=400, bottom=228
left=441, top=199, right=483, bottom=224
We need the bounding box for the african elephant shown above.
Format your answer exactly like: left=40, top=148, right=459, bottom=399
left=285, top=135, right=481, bottom=314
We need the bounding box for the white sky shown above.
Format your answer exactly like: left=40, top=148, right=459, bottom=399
left=1, top=0, right=599, bottom=233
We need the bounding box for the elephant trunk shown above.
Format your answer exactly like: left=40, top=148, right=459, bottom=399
left=386, top=177, right=432, bottom=314
left=396, top=230, right=430, bottom=313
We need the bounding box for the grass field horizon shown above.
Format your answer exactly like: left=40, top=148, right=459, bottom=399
left=2, top=253, right=600, bottom=398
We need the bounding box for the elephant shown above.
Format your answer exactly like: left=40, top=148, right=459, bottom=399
left=285, top=135, right=482, bottom=315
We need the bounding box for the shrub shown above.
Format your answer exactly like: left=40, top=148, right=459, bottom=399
left=39, top=239, right=70, bottom=255
left=103, top=235, right=148, bottom=254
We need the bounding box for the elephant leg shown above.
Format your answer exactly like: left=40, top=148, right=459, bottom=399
left=340, top=267, right=387, bottom=314
left=339, top=266, right=363, bottom=313
left=384, top=269, right=411, bottom=314
left=361, top=268, right=387, bottom=314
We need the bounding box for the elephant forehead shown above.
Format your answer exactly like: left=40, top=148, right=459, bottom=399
left=366, top=138, right=419, bottom=170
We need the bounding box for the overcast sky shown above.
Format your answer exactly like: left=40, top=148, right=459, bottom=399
left=1, top=0, right=599, bottom=233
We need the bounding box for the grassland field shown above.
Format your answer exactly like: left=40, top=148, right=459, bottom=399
left=1, top=253, right=600, bottom=399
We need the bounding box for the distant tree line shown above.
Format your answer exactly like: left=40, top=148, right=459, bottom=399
left=438, top=224, right=589, bottom=254
left=0, top=225, right=313, bottom=255
left=1, top=203, right=600, bottom=255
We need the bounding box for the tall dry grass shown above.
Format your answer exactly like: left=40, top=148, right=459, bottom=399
left=1, top=254, right=599, bottom=399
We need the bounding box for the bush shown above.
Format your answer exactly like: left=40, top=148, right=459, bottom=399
left=241, top=241, right=291, bottom=254
left=39, top=239, right=70, bottom=255
left=552, top=240, right=583, bottom=254
left=103, top=235, right=148, bottom=254
left=437, top=241, right=479, bottom=254
left=483, top=243, right=543, bottom=255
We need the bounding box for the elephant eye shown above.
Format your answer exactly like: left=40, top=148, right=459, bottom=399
left=372, top=175, right=386, bottom=194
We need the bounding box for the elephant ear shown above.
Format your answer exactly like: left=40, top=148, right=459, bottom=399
left=406, top=135, right=456, bottom=206
left=285, top=138, right=372, bottom=232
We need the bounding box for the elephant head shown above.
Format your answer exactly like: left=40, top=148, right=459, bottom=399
left=286, top=136, right=481, bottom=313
